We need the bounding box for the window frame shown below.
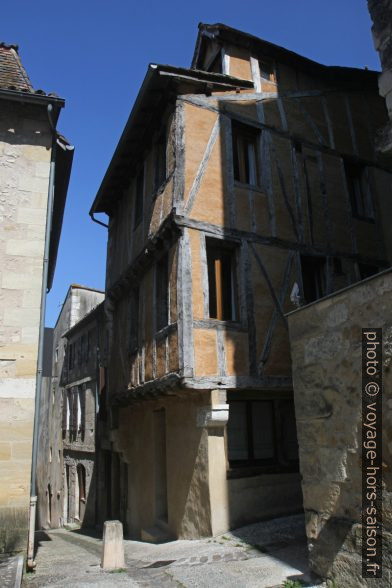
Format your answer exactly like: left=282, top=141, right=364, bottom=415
left=258, top=58, right=276, bottom=82
left=300, top=254, right=327, bottom=304
left=206, top=238, right=238, bottom=322
left=226, top=396, right=299, bottom=476
left=232, top=121, right=260, bottom=187
left=344, top=160, right=375, bottom=222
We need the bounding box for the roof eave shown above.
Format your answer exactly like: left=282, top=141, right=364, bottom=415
left=90, top=64, right=253, bottom=215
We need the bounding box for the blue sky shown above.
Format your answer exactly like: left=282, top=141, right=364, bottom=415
left=2, top=1, right=380, bottom=326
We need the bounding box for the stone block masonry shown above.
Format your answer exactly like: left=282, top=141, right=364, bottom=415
left=288, top=269, right=392, bottom=587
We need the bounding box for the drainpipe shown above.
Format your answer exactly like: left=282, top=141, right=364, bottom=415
left=26, top=104, right=59, bottom=571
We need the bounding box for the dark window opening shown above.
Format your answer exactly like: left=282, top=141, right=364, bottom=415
left=134, top=167, right=144, bottom=228
left=232, top=122, right=260, bottom=186
left=333, top=257, right=343, bottom=276
left=359, top=263, right=379, bottom=280
left=227, top=398, right=299, bottom=471
left=156, top=254, right=169, bottom=331
left=129, top=287, right=140, bottom=352
left=301, top=255, right=327, bottom=303
left=77, top=464, right=86, bottom=502
left=259, top=59, right=276, bottom=82
left=206, top=239, right=237, bottom=321
left=154, top=129, right=167, bottom=191
left=344, top=160, right=374, bottom=221
left=208, top=52, right=222, bottom=74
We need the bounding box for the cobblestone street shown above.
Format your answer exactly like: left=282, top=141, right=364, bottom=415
left=21, top=514, right=322, bottom=588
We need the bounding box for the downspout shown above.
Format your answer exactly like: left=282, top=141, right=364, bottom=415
left=26, top=104, right=58, bottom=571
left=89, top=211, right=108, bottom=229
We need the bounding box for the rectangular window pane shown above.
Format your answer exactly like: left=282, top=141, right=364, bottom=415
left=251, top=401, right=275, bottom=459
left=227, top=401, right=248, bottom=461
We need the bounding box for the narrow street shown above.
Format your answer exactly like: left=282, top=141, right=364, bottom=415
left=22, top=514, right=320, bottom=588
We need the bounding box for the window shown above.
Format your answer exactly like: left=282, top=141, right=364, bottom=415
left=344, top=161, right=374, bottom=221
left=232, top=122, right=260, bottom=186
left=301, top=255, right=327, bottom=304
left=154, top=129, right=167, bottom=191
left=259, top=59, right=276, bottom=82
left=129, top=287, right=140, bottom=352
left=227, top=398, right=299, bottom=470
left=207, top=239, right=237, bottom=321
left=156, top=254, right=169, bottom=331
left=134, top=167, right=144, bottom=228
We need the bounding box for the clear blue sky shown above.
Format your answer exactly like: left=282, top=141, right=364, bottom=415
left=2, top=1, right=380, bottom=326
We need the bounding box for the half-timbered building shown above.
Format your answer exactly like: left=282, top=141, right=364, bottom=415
left=90, top=23, right=392, bottom=541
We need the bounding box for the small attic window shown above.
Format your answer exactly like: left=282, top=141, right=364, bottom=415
left=259, top=59, right=276, bottom=82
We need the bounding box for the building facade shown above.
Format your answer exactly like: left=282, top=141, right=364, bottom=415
left=90, top=23, right=392, bottom=541
left=37, top=285, right=104, bottom=530
left=0, top=43, right=73, bottom=553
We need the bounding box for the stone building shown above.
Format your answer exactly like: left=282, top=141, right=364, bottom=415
left=0, top=43, right=73, bottom=553
left=37, top=285, right=104, bottom=530
left=89, top=23, right=392, bottom=541
left=287, top=269, right=392, bottom=587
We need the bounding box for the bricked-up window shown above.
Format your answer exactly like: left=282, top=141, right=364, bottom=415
left=259, top=59, right=276, bottom=82
left=227, top=398, right=299, bottom=470
left=129, top=286, right=140, bottom=352
left=154, top=129, right=167, bottom=191
left=134, top=167, right=144, bottom=228
left=301, top=255, right=327, bottom=304
left=156, top=254, right=169, bottom=331
left=232, top=122, right=260, bottom=186
left=344, top=160, right=374, bottom=221
left=207, top=239, right=237, bottom=321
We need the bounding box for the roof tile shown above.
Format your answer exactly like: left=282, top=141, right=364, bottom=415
left=0, top=43, right=33, bottom=92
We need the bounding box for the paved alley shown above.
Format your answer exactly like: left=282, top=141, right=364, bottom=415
left=22, top=514, right=323, bottom=588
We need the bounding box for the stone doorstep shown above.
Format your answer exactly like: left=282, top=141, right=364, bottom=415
left=0, top=554, right=23, bottom=588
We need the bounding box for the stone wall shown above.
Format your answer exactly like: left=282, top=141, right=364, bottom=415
left=287, top=269, right=392, bottom=586
left=37, top=286, right=104, bottom=531
left=368, top=0, right=392, bottom=154
left=0, top=101, right=52, bottom=553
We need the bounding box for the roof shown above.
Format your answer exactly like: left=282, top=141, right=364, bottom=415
left=90, top=63, right=253, bottom=214
left=0, top=43, right=74, bottom=291
left=0, top=43, right=32, bottom=91
left=192, top=23, right=379, bottom=85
